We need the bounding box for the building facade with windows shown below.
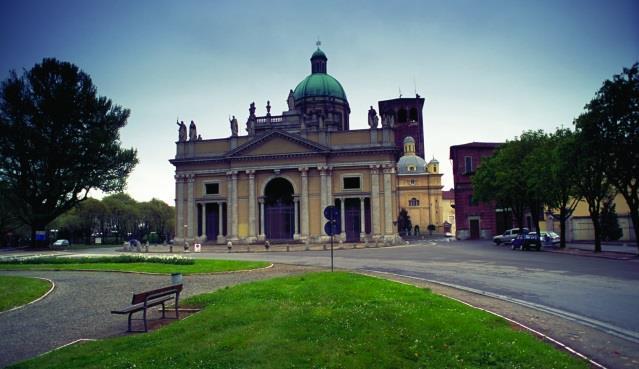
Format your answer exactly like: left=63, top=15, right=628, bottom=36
left=170, top=46, right=444, bottom=244
left=449, top=142, right=501, bottom=239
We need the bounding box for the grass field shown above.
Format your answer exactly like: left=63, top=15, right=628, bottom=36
left=0, top=276, right=52, bottom=313
left=0, top=257, right=270, bottom=275
left=9, top=272, right=588, bottom=369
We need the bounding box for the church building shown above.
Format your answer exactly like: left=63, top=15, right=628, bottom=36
left=170, top=45, right=444, bottom=244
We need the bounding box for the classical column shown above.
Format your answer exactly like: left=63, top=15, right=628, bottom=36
left=326, top=167, right=333, bottom=207
left=201, top=203, right=207, bottom=239
left=293, top=197, right=300, bottom=240
left=187, top=175, right=195, bottom=240
left=319, top=166, right=328, bottom=238
left=340, top=198, right=346, bottom=240
left=370, top=165, right=381, bottom=238
left=259, top=198, right=266, bottom=240
left=383, top=166, right=394, bottom=236
left=217, top=202, right=225, bottom=243
left=175, top=175, right=184, bottom=240
left=360, top=197, right=366, bottom=239
left=226, top=172, right=233, bottom=240
left=299, top=167, right=309, bottom=240
left=231, top=171, right=238, bottom=240
left=247, top=170, right=256, bottom=242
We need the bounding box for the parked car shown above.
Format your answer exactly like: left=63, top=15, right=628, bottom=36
left=511, top=233, right=541, bottom=251
left=493, top=228, right=529, bottom=245
left=531, top=231, right=560, bottom=246
left=51, top=239, right=70, bottom=248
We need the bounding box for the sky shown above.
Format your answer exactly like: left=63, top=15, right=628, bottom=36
left=1, top=0, right=637, bottom=205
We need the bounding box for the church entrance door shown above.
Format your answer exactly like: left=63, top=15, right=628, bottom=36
left=205, top=204, right=219, bottom=240
left=264, top=178, right=295, bottom=241
left=344, top=198, right=361, bottom=242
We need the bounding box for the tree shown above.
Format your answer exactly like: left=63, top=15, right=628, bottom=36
left=139, top=199, right=175, bottom=242
left=573, top=111, right=615, bottom=252
left=584, top=63, right=638, bottom=249
left=0, top=58, right=138, bottom=246
left=542, top=128, right=581, bottom=248
left=103, top=193, right=139, bottom=243
left=473, top=141, right=527, bottom=230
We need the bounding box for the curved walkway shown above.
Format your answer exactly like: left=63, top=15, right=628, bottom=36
left=0, top=265, right=316, bottom=368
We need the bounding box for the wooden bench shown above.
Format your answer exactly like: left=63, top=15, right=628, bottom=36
left=111, top=284, right=183, bottom=332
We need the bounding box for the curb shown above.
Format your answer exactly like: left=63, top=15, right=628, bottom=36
left=0, top=263, right=274, bottom=276
left=545, top=248, right=637, bottom=260
left=360, top=270, right=608, bottom=369
left=0, top=276, right=55, bottom=315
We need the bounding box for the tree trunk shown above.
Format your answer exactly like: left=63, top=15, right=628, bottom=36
left=591, top=214, right=602, bottom=253
left=629, top=209, right=639, bottom=252
left=559, top=207, right=567, bottom=248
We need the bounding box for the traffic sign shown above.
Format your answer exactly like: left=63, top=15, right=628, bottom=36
left=324, top=222, right=341, bottom=236
left=323, top=205, right=339, bottom=220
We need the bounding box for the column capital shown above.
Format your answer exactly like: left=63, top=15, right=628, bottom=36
left=246, top=169, right=255, bottom=177
left=226, top=170, right=238, bottom=176
left=298, top=167, right=309, bottom=175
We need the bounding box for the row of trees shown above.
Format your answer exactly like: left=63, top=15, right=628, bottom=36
left=473, top=63, right=638, bottom=252
left=50, top=194, right=175, bottom=245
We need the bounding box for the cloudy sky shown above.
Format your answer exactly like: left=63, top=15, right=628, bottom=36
left=1, top=0, right=637, bottom=205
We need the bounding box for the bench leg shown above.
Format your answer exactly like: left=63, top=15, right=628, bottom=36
left=127, top=312, right=133, bottom=332
left=161, top=302, right=166, bottom=319
left=175, top=294, right=180, bottom=319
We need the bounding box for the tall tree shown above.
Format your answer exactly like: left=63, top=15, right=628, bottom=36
left=585, top=63, right=638, bottom=249
left=0, top=58, right=138, bottom=246
left=573, top=111, right=614, bottom=252
left=544, top=128, right=581, bottom=248
left=473, top=141, right=527, bottom=230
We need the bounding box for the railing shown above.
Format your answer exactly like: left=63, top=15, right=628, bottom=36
left=255, top=115, right=284, bottom=124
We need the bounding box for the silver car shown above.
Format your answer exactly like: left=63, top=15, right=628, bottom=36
left=493, top=228, right=529, bottom=245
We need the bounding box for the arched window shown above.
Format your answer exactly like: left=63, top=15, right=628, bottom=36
left=409, top=197, right=420, bottom=207
left=409, top=108, right=418, bottom=122
left=398, top=109, right=407, bottom=123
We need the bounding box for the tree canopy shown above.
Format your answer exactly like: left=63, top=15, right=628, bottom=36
left=0, top=58, right=138, bottom=245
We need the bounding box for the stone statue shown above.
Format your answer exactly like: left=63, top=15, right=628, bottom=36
left=197, top=134, right=202, bottom=141
left=189, top=120, right=197, bottom=141
left=287, top=89, right=295, bottom=111
left=266, top=100, right=271, bottom=116
left=249, top=102, right=256, bottom=118
left=177, top=120, right=187, bottom=141
left=230, top=115, right=238, bottom=136
left=368, top=106, right=379, bottom=128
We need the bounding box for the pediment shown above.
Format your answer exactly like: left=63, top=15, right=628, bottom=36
left=226, top=130, right=329, bottom=158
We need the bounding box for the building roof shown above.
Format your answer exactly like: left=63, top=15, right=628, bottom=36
left=449, top=142, right=502, bottom=160
left=442, top=189, right=455, bottom=200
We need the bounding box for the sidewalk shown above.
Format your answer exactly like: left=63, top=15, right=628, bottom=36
left=545, top=242, right=638, bottom=260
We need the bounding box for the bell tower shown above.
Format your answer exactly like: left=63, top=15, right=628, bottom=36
left=378, top=95, right=425, bottom=159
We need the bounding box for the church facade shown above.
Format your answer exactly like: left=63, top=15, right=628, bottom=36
left=170, top=46, right=443, bottom=244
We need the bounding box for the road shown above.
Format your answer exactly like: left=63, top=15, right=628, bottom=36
left=174, top=240, right=639, bottom=343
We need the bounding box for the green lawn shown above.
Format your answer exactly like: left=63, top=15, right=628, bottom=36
left=0, top=259, right=270, bottom=275
left=9, top=272, right=588, bottom=369
left=0, top=276, right=52, bottom=313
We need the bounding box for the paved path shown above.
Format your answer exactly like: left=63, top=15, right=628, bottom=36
left=0, top=265, right=315, bottom=368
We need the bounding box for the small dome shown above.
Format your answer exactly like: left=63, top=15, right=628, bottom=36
left=293, top=73, right=348, bottom=102
left=403, top=136, right=415, bottom=144
left=397, top=155, right=427, bottom=174
left=311, top=48, right=327, bottom=60
left=429, top=158, right=439, bottom=164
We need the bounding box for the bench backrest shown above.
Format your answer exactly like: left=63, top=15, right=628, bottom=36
left=131, top=284, right=183, bottom=304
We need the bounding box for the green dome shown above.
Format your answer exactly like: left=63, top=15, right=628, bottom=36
left=293, top=73, right=347, bottom=101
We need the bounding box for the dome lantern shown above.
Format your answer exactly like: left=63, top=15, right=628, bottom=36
left=311, top=40, right=327, bottom=74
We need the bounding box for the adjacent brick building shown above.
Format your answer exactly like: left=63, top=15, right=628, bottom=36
left=449, top=142, right=502, bottom=239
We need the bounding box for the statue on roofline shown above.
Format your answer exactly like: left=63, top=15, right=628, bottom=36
left=368, top=106, right=379, bottom=128
left=189, top=120, right=197, bottom=141
left=230, top=115, right=238, bottom=136
left=177, top=120, right=187, bottom=141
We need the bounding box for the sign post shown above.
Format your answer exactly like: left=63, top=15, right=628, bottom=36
left=323, top=205, right=340, bottom=272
